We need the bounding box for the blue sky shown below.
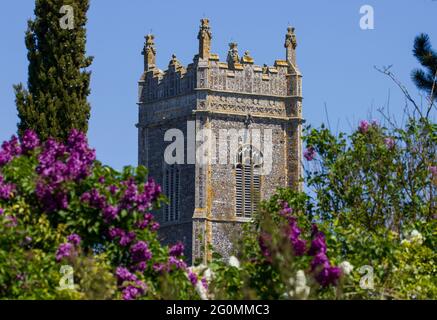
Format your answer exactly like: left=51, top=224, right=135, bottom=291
left=1, top=0, right=436, bottom=170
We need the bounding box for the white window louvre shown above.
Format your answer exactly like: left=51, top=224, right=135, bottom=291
left=235, top=146, right=262, bottom=218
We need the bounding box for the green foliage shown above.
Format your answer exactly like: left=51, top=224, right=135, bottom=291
left=14, top=0, right=93, bottom=141
left=201, top=115, right=436, bottom=300
left=303, top=118, right=436, bottom=232
left=0, top=135, right=198, bottom=300
left=411, top=33, right=437, bottom=101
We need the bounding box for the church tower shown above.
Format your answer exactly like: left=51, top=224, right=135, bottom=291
left=137, top=19, right=303, bottom=264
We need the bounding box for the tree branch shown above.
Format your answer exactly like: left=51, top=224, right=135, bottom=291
left=374, top=65, right=424, bottom=119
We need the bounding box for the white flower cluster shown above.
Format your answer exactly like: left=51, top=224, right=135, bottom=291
left=401, top=229, right=424, bottom=246
left=285, top=270, right=311, bottom=300
left=228, top=256, right=241, bottom=269
left=195, top=281, right=208, bottom=300
left=339, top=261, right=354, bottom=276
left=188, top=264, right=215, bottom=300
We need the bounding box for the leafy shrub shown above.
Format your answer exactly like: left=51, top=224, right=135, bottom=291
left=0, top=130, right=198, bottom=300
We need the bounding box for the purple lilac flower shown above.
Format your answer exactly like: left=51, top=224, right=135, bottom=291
left=169, top=242, right=185, bottom=257
left=108, top=185, right=118, bottom=195
left=35, top=131, right=95, bottom=212
left=121, top=281, right=147, bottom=300
left=0, top=176, right=15, bottom=200
left=258, top=232, right=272, bottom=262
left=303, top=147, right=316, bottom=161
left=310, top=252, right=330, bottom=271
left=150, top=222, right=160, bottom=232
left=168, top=256, right=187, bottom=270
left=359, top=120, right=370, bottom=134
left=121, top=179, right=138, bottom=210
left=67, top=234, right=81, bottom=246
left=66, top=130, right=96, bottom=177
left=429, top=166, right=437, bottom=177
left=279, top=202, right=292, bottom=217
left=103, top=205, right=119, bottom=222
left=5, top=215, right=17, bottom=228
left=16, top=274, right=25, bottom=281
left=0, top=153, right=12, bottom=167
left=108, top=227, right=125, bottom=240
left=80, top=191, right=91, bottom=203
left=20, top=130, right=40, bottom=153
left=201, top=277, right=208, bottom=290
left=98, top=176, right=105, bottom=184
left=119, top=178, right=161, bottom=212
left=153, top=263, right=167, bottom=273
left=0, top=136, right=21, bottom=167
left=122, top=285, right=140, bottom=300
left=384, top=137, right=395, bottom=149
left=36, top=139, right=67, bottom=179
left=24, top=236, right=32, bottom=244
left=35, top=182, right=68, bottom=212
left=120, top=231, right=136, bottom=247
left=188, top=271, right=198, bottom=286
left=81, top=188, right=107, bottom=213
left=116, top=267, right=137, bottom=284
left=0, top=208, right=3, bottom=215
left=0, top=152, right=12, bottom=167
left=292, top=238, right=307, bottom=256
left=308, top=231, right=327, bottom=256
left=288, top=217, right=307, bottom=256
left=86, top=189, right=107, bottom=210
left=130, top=241, right=152, bottom=263
left=315, top=266, right=342, bottom=287
left=308, top=224, right=341, bottom=287
left=137, top=179, right=161, bottom=212
left=133, top=261, right=148, bottom=272
left=136, top=213, right=154, bottom=229
left=56, top=242, right=74, bottom=262
left=108, top=227, right=135, bottom=246
left=0, top=136, right=22, bottom=167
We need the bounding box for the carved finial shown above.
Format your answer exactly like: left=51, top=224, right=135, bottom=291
left=227, top=42, right=240, bottom=68
left=285, top=26, right=297, bottom=49
left=198, top=18, right=212, bottom=60
left=168, top=54, right=181, bottom=69
left=142, top=34, right=156, bottom=71
left=285, top=26, right=297, bottom=64
left=262, top=64, right=269, bottom=74
left=241, top=50, right=254, bottom=64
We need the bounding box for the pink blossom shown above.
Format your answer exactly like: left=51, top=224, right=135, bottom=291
left=304, top=147, right=316, bottom=161
left=358, top=120, right=370, bottom=134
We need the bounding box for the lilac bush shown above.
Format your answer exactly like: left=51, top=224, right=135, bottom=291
left=0, top=129, right=197, bottom=300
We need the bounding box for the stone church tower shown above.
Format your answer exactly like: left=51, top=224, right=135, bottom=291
left=137, top=19, right=303, bottom=264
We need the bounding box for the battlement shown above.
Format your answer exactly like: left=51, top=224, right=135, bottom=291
left=138, top=19, right=302, bottom=104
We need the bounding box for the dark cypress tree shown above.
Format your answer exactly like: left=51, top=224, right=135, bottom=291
left=411, top=33, right=437, bottom=101
left=14, top=0, right=93, bottom=141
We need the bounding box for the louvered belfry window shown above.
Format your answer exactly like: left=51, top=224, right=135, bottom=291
left=164, top=165, right=180, bottom=222
left=236, top=145, right=262, bottom=217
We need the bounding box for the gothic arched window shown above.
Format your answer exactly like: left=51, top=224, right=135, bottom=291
left=164, top=165, right=180, bottom=222
left=235, top=145, right=262, bottom=217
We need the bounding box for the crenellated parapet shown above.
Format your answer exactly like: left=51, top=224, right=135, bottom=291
left=138, top=20, right=302, bottom=105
